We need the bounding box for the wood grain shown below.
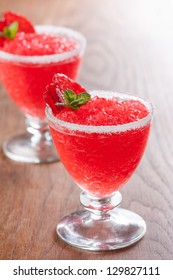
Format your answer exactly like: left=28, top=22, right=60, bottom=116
left=0, top=0, right=173, bottom=259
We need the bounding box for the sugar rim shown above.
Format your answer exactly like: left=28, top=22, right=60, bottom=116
left=0, top=25, right=86, bottom=64
left=46, top=90, right=153, bottom=133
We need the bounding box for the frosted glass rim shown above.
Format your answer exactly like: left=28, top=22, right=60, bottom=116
left=46, top=90, right=153, bottom=134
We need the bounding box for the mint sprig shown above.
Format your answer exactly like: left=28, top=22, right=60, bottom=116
left=0, top=21, right=18, bottom=40
left=55, top=89, right=91, bottom=110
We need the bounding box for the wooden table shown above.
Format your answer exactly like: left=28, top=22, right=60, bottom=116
left=0, top=0, right=173, bottom=260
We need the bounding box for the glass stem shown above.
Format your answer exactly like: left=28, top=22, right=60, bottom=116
left=25, top=114, right=52, bottom=146
left=80, top=191, right=122, bottom=220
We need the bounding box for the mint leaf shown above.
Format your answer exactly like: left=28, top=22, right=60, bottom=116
left=3, top=21, right=18, bottom=40
left=64, top=90, right=78, bottom=103
left=70, top=92, right=91, bottom=109
left=55, top=90, right=91, bottom=110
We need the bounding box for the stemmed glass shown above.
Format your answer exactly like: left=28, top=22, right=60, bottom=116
left=0, top=25, right=86, bottom=163
left=46, top=90, right=153, bottom=251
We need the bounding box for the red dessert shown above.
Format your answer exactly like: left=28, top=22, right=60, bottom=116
left=0, top=12, right=84, bottom=118
left=45, top=74, right=151, bottom=196
left=56, top=97, right=148, bottom=125
left=2, top=33, right=78, bottom=56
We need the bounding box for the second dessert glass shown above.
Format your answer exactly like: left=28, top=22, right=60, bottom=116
left=0, top=25, right=86, bottom=163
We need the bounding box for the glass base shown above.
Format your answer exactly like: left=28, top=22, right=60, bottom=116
left=56, top=208, right=146, bottom=251
left=3, top=132, right=59, bottom=163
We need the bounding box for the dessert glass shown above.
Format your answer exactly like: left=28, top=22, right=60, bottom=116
left=46, top=90, right=153, bottom=251
left=0, top=26, right=86, bottom=163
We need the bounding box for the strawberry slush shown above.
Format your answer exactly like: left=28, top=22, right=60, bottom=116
left=0, top=30, right=83, bottom=118
left=45, top=74, right=152, bottom=196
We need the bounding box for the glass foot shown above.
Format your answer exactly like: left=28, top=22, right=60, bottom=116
left=3, top=132, right=59, bottom=163
left=57, top=208, right=146, bottom=251
left=57, top=191, right=146, bottom=251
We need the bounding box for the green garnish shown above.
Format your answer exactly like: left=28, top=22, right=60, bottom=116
left=56, top=89, right=91, bottom=110
left=0, top=21, right=18, bottom=40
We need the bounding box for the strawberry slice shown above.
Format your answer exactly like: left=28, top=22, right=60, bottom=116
left=4, top=11, right=35, bottom=33
left=0, top=11, right=35, bottom=47
left=0, top=37, right=5, bottom=47
left=0, top=20, right=6, bottom=30
left=44, top=74, right=87, bottom=115
left=53, top=73, right=86, bottom=97
left=0, top=20, right=6, bottom=47
left=44, top=83, right=60, bottom=115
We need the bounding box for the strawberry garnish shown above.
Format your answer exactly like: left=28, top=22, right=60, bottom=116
left=52, top=73, right=87, bottom=97
left=0, top=21, right=18, bottom=47
left=0, top=11, right=35, bottom=48
left=0, top=19, right=6, bottom=46
left=0, top=38, right=5, bottom=47
left=44, top=83, right=61, bottom=115
left=4, top=11, right=35, bottom=33
left=44, top=74, right=91, bottom=115
left=0, top=20, right=6, bottom=30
